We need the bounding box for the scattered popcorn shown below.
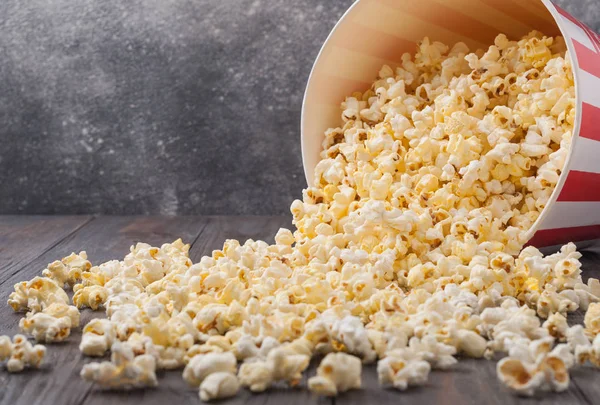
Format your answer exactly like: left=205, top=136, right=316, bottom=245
left=331, top=315, right=377, bottom=363
left=308, top=353, right=362, bottom=396
left=73, top=285, right=108, bottom=310
left=567, top=325, right=590, bottom=352
left=18, top=302, right=80, bottom=343
left=8, top=277, right=69, bottom=313
left=455, top=329, right=488, bottom=358
left=377, top=348, right=431, bottom=390
left=199, top=372, right=240, bottom=402
left=80, top=342, right=158, bottom=389
left=575, top=334, right=600, bottom=367
left=80, top=319, right=117, bottom=357
left=238, top=346, right=310, bottom=392
left=42, top=302, right=81, bottom=327
left=0, top=335, right=46, bottom=373
left=19, top=312, right=72, bottom=343
left=543, top=313, right=569, bottom=341
left=584, top=302, right=600, bottom=337
left=238, top=360, right=273, bottom=393
left=496, top=338, right=572, bottom=396
left=408, top=336, right=457, bottom=369
left=42, top=251, right=91, bottom=288
left=266, top=346, right=310, bottom=386
left=183, top=352, right=237, bottom=387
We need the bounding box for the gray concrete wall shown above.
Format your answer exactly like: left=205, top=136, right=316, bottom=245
left=0, top=0, right=597, bottom=215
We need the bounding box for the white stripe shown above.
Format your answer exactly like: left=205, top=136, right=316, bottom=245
left=569, top=137, right=600, bottom=174
left=560, top=15, right=596, bottom=52
left=580, top=70, right=600, bottom=108
left=540, top=201, right=600, bottom=230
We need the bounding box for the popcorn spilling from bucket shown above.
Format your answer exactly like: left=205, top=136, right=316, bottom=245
left=3, top=30, right=600, bottom=401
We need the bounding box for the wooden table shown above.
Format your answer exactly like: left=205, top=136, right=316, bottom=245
left=1, top=215, right=599, bottom=405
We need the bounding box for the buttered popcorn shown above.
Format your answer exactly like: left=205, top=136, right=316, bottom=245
left=183, top=352, right=237, bottom=386
left=496, top=338, right=573, bottom=395
left=42, top=251, right=91, bottom=288
left=308, top=352, right=362, bottom=396
left=199, top=372, right=240, bottom=402
left=80, top=341, right=158, bottom=389
left=8, top=277, right=70, bottom=313
left=19, top=302, right=80, bottom=343
left=5, top=31, right=598, bottom=400
left=0, top=335, right=46, bottom=373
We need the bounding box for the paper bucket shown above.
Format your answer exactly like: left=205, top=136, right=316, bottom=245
left=300, top=0, right=600, bottom=247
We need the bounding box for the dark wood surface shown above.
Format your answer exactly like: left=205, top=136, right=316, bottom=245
left=1, top=216, right=599, bottom=405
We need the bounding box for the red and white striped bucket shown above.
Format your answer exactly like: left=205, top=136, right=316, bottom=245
left=301, top=0, right=600, bottom=248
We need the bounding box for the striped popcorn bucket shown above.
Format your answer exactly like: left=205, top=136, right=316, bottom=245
left=301, top=0, right=600, bottom=248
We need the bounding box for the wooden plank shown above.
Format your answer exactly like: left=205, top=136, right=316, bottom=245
left=0, top=216, right=208, bottom=405
left=0, top=215, right=93, bottom=286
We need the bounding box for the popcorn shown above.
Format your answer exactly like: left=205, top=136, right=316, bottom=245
left=455, top=329, right=487, bottom=358
left=199, top=372, right=240, bottom=402
left=42, top=251, right=91, bottom=288
left=73, top=285, right=108, bottom=310
left=232, top=334, right=260, bottom=360
left=308, top=352, right=362, bottom=396
left=496, top=338, right=572, bottom=396
left=183, top=352, right=237, bottom=386
left=80, top=342, right=158, bottom=389
left=156, top=346, right=186, bottom=370
left=575, top=335, right=600, bottom=367
left=377, top=348, right=431, bottom=390
left=331, top=315, right=377, bottom=363
left=8, top=277, right=69, bottom=313
left=80, top=319, right=117, bottom=357
left=584, top=302, right=600, bottom=337
left=19, top=312, right=72, bottom=343
left=75, top=260, right=122, bottom=289
left=543, top=313, right=568, bottom=341
left=566, top=325, right=590, bottom=352
left=238, top=361, right=273, bottom=393
left=0, top=334, right=46, bottom=373
left=408, top=336, right=457, bottom=370
left=266, top=346, right=310, bottom=386
left=42, top=302, right=81, bottom=327
left=238, top=346, right=310, bottom=392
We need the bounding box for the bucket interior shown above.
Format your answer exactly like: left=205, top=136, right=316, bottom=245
left=302, top=0, right=562, bottom=187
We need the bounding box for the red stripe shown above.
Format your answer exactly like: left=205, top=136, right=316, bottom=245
left=580, top=103, right=600, bottom=141
left=558, top=171, right=600, bottom=202
left=593, top=31, right=600, bottom=50
left=528, top=225, right=600, bottom=247
left=555, top=4, right=600, bottom=53
left=573, top=40, right=600, bottom=77
left=582, top=25, right=600, bottom=54
left=554, top=4, right=581, bottom=27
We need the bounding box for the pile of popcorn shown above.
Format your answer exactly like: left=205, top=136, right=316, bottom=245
left=4, top=31, right=599, bottom=401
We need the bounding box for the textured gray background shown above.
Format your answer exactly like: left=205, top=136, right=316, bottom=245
left=0, top=0, right=598, bottom=215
